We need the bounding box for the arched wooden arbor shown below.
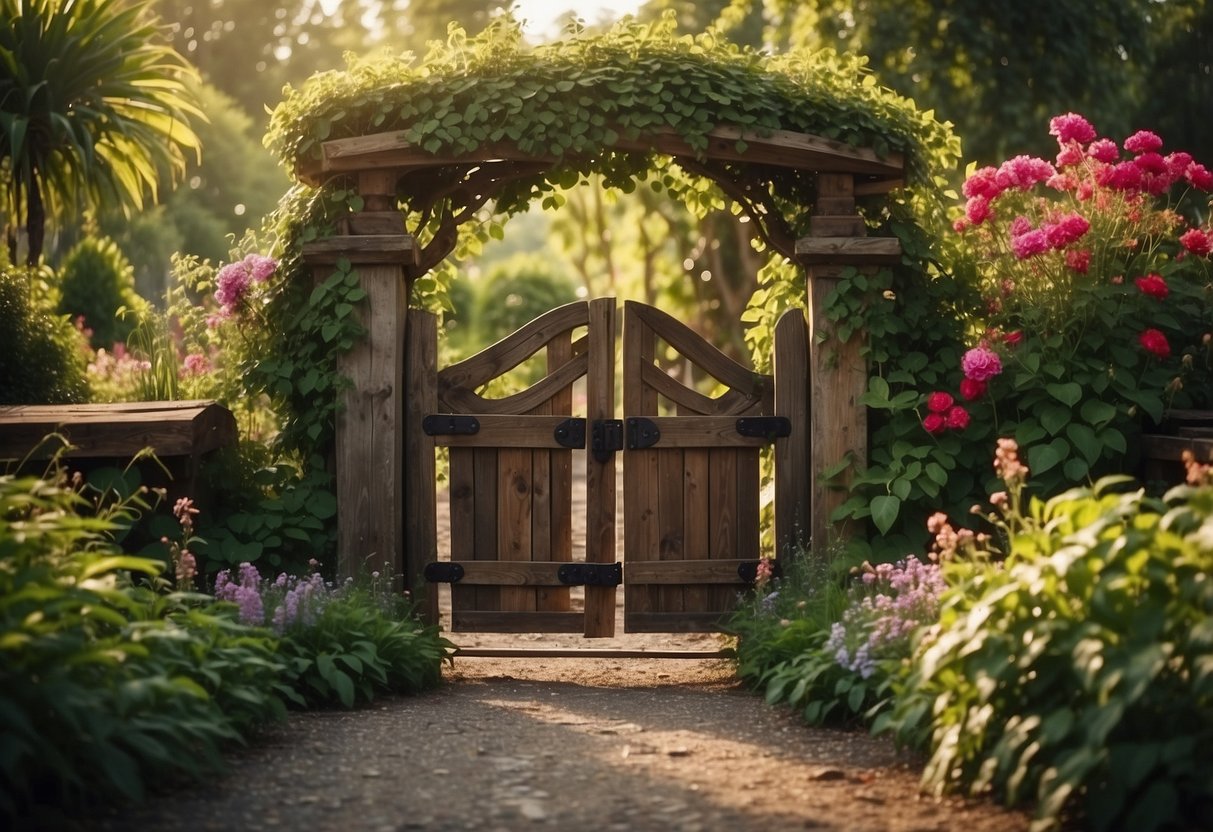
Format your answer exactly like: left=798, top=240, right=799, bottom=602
left=299, top=123, right=904, bottom=629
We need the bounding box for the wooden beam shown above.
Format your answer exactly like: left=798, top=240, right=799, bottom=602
left=300, top=125, right=905, bottom=183
left=795, top=236, right=902, bottom=265
left=452, top=647, right=734, bottom=659
left=302, top=234, right=419, bottom=266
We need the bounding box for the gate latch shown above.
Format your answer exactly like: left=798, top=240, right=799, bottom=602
left=590, top=419, right=624, bottom=463
left=557, top=562, right=623, bottom=586
left=735, top=416, right=792, bottom=442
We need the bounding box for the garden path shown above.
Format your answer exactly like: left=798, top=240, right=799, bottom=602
left=89, top=463, right=1031, bottom=832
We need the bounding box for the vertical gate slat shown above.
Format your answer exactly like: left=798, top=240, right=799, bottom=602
left=472, top=448, right=500, bottom=612
left=448, top=447, right=476, bottom=619
left=404, top=309, right=438, bottom=624
left=658, top=449, right=686, bottom=613
left=774, top=308, right=811, bottom=558
left=499, top=448, right=535, bottom=612
left=624, top=303, right=660, bottom=624
left=709, top=448, right=739, bottom=611
left=583, top=298, right=617, bottom=637
left=539, top=333, right=573, bottom=613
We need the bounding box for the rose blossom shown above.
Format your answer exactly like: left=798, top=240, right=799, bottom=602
left=923, top=413, right=946, bottom=435
left=927, top=391, right=955, bottom=413
left=1011, top=228, right=1050, bottom=259
left=1087, top=138, right=1120, bottom=163
left=959, top=378, right=987, bottom=401
left=1065, top=249, right=1091, bottom=273
left=1134, top=273, right=1169, bottom=299
left=1044, top=213, right=1090, bottom=248
left=962, top=347, right=1003, bottom=382
left=1187, top=163, right=1213, bottom=190
left=1180, top=228, right=1213, bottom=256
left=1003, top=330, right=1023, bottom=346
left=1124, top=130, right=1163, bottom=154
left=965, top=196, right=993, bottom=225
left=1049, top=113, right=1097, bottom=145
left=1139, top=328, right=1171, bottom=359
left=944, top=405, right=970, bottom=430
left=963, top=166, right=1002, bottom=200
left=996, top=155, right=1056, bottom=191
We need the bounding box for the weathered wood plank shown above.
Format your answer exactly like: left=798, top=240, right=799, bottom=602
left=498, top=447, right=535, bottom=612
left=453, top=647, right=733, bottom=659
left=450, top=611, right=585, bottom=633
left=302, top=235, right=419, bottom=266
left=809, top=215, right=867, bottom=237
left=658, top=449, right=686, bottom=614
left=629, top=416, right=774, bottom=448
left=624, top=612, right=729, bottom=633
left=441, top=560, right=574, bottom=585
left=308, top=125, right=905, bottom=180
left=624, top=303, right=660, bottom=626
left=774, top=308, right=811, bottom=558
left=438, top=354, right=588, bottom=416
left=541, top=333, right=575, bottom=613
left=0, top=401, right=237, bottom=459
left=625, top=559, right=755, bottom=584
left=639, top=363, right=760, bottom=416
left=627, top=301, right=767, bottom=396
left=794, top=237, right=901, bottom=264
left=472, top=448, right=500, bottom=612
left=709, top=449, right=739, bottom=612
left=583, top=298, right=617, bottom=638
left=403, top=309, right=438, bottom=624
left=737, top=448, right=761, bottom=564
left=428, top=414, right=584, bottom=448
left=448, top=447, right=477, bottom=622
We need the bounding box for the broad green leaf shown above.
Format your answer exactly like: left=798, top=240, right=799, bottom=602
left=1046, top=382, right=1083, bottom=407
left=870, top=495, right=901, bottom=535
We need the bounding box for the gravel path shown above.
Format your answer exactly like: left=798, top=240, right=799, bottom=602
left=91, top=658, right=1029, bottom=832
left=87, top=464, right=1031, bottom=831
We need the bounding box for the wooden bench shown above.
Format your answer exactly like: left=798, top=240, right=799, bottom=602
left=0, top=400, right=238, bottom=502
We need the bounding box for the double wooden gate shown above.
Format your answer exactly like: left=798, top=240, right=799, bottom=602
left=405, top=299, right=808, bottom=638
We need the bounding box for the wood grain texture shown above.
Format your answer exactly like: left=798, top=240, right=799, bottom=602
left=498, top=447, right=535, bottom=612
left=794, top=237, right=901, bottom=264
left=429, top=415, right=583, bottom=448
left=583, top=298, right=618, bottom=638
left=774, top=308, right=811, bottom=558
left=624, top=559, right=754, bottom=584
left=403, top=310, right=438, bottom=624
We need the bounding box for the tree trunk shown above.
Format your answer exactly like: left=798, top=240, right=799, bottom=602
left=25, top=177, right=45, bottom=267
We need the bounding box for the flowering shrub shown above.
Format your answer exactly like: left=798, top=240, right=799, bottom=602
left=211, top=560, right=451, bottom=708
left=880, top=441, right=1213, bottom=832
left=836, top=114, right=1213, bottom=557
left=824, top=557, right=945, bottom=679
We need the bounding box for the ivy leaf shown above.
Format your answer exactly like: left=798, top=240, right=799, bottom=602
left=1028, top=438, right=1071, bottom=475
left=1046, top=382, right=1083, bottom=407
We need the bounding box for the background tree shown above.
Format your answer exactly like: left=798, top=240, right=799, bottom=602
left=0, top=0, right=202, bottom=265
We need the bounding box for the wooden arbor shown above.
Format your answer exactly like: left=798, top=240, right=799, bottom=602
left=298, top=124, right=904, bottom=620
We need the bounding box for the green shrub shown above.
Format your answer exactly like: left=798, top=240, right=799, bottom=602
left=212, top=562, right=452, bottom=708
left=0, top=267, right=89, bottom=404
left=56, top=236, right=149, bottom=349
left=0, top=465, right=286, bottom=823
left=882, top=447, right=1213, bottom=832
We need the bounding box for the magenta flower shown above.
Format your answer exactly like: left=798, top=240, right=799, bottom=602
left=959, top=378, right=987, bottom=401
left=1180, top=228, right=1212, bottom=257
left=244, top=253, right=278, bottom=283
left=1087, top=138, right=1120, bottom=163
left=1139, top=329, right=1171, bottom=359
left=996, top=155, right=1056, bottom=191
left=1134, top=273, right=1169, bottom=299
left=1124, top=130, right=1164, bottom=154
left=962, top=166, right=1002, bottom=200
left=944, top=405, right=970, bottom=430
left=1065, top=249, right=1092, bottom=273
left=182, top=353, right=210, bottom=376
left=926, top=391, right=955, bottom=413
left=1011, top=228, right=1050, bottom=259
left=1049, top=112, right=1097, bottom=145
left=1044, top=213, right=1090, bottom=248
left=1187, top=163, right=1213, bottom=190
left=214, top=261, right=253, bottom=315
left=965, top=196, right=993, bottom=225
left=923, top=412, right=946, bottom=435
left=962, top=347, right=1003, bottom=382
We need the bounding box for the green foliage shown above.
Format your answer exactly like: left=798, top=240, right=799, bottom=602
left=0, top=266, right=88, bottom=404
left=0, top=0, right=202, bottom=264
left=55, top=236, right=148, bottom=349
left=277, top=587, right=450, bottom=709
left=0, top=465, right=287, bottom=823
left=882, top=473, right=1213, bottom=831
left=195, top=447, right=337, bottom=576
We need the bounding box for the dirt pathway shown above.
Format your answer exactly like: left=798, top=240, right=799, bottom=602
left=87, top=464, right=1031, bottom=832
left=92, top=658, right=1029, bottom=832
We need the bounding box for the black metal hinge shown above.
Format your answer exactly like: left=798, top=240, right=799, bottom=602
left=627, top=417, right=660, bottom=450
left=735, top=416, right=792, bottom=442
left=557, top=562, right=623, bottom=586
left=554, top=418, right=586, bottom=449
left=590, top=419, right=624, bottom=463
left=423, top=415, right=480, bottom=436
left=424, top=562, right=465, bottom=583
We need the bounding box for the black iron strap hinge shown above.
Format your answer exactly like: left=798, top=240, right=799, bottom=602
left=735, top=416, right=792, bottom=442
left=424, top=562, right=465, bottom=583
left=557, top=562, right=623, bottom=587
left=590, top=419, right=624, bottom=463
left=423, top=414, right=480, bottom=436
left=554, top=418, right=586, bottom=449
left=627, top=417, right=660, bottom=450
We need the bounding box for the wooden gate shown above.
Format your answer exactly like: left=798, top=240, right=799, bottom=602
left=407, top=299, right=808, bottom=638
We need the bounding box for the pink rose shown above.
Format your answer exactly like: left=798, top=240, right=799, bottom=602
left=959, top=378, right=987, bottom=401
left=1065, top=249, right=1092, bottom=273
left=1139, top=328, right=1171, bottom=359
left=1048, top=113, right=1097, bottom=145
left=927, top=391, right=955, bottom=414
left=1186, top=163, right=1213, bottom=190
left=923, top=413, right=946, bottom=436
left=962, top=347, right=1003, bottom=382
left=1134, top=273, right=1169, bottom=300
left=1180, top=228, right=1212, bottom=257
left=1124, top=130, right=1163, bottom=154
left=1087, top=139, right=1120, bottom=163
left=965, top=196, right=993, bottom=225
left=944, top=405, right=970, bottom=430
left=1011, top=228, right=1050, bottom=259
left=962, top=166, right=1002, bottom=200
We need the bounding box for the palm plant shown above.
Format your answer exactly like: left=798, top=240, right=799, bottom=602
left=0, top=0, right=202, bottom=265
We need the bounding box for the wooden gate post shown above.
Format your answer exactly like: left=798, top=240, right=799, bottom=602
left=795, top=173, right=900, bottom=554
left=303, top=171, right=419, bottom=584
